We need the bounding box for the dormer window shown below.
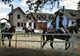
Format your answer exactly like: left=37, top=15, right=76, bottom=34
left=26, top=15, right=29, bottom=19
left=39, top=17, right=41, bottom=20
left=70, top=12, right=76, bottom=17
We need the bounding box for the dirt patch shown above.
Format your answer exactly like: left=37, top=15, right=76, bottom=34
left=1, top=33, right=80, bottom=50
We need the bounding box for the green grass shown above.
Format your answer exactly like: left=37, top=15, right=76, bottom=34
left=0, top=47, right=80, bottom=56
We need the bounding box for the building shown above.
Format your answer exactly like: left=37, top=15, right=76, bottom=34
left=53, top=6, right=80, bottom=29
left=8, top=6, right=80, bottom=31
left=8, top=7, right=26, bottom=31
left=25, top=12, right=55, bottom=30
left=8, top=7, right=55, bottom=31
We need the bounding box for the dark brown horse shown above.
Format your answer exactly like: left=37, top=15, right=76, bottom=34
left=41, top=25, right=79, bottom=50
left=22, top=26, right=34, bottom=36
left=1, top=26, right=16, bottom=47
left=40, top=27, right=47, bottom=41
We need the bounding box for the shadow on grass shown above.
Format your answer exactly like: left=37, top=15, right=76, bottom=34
left=0, top=46, right=80, bottom=56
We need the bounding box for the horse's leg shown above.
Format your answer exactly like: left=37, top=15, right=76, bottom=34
left=2, top=36, right=4, bottom=45
left=65, top=42, right=67, bottom=50
left=42, top=35, right=45, bottom=41
left=42, top=38, right=49, bottom=48
left=27, top=31, right=29, bottom=37
left=65, top=40, right=70, bottom=50
left=67, top=42, right=70, bottom=50
left=2, top=34, right=5, bottom=45
left=8, top=37, right=12, bottom=47
left=65, top=43, right=71, bottom=50
left=50, top=38, right=54, bottom=49
left=31, top=32, right=32, bottom=36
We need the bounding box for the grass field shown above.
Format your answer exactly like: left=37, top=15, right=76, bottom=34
left=0, top=47, right=80, bottom=56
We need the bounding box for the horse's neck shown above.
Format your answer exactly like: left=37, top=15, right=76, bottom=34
left=7, top=28, right=12, bottom=32
left=57, top=29, right=64, bottom=33
left=8, top=27, right=15, bottom=33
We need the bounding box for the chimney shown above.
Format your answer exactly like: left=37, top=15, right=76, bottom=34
left=9, top=4, right=13, bottom=11
left=11, top=5, right=13, bottom=11
left=63, top=6, right=65, bottom=12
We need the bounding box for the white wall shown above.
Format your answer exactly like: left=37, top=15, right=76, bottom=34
left=56, top=15, right=76, bottom=30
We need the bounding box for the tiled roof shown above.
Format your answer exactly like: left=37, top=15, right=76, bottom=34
left=26, top=12, right=56, bottom=21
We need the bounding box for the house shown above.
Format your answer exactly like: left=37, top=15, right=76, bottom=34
left=8, top=6, right=80, bottom=31
left=8, top=7, right=55, bottom=31
left=8, top=7, right=26, bottom=31
left=53, top=7, right=80, bottom=29
left=25, top=12, right=55, bottom=30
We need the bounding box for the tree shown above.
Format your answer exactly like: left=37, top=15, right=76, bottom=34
left=26, top=0, right=60, bottom=12
left=0, top=0, right=13, bottom=4
left=0, top=0, right=71, bottom=12
left=78, top=1, right=80, bottom=10
left=26, top=0, right=72, bottom=13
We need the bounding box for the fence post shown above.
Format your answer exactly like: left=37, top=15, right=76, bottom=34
left=15, top=33, right=17, bottom=48
left=40, top=33, right=42, bottom=49
left=72, top=34, right=74, bottom=51
left=0, top=34, right=1, bottom=46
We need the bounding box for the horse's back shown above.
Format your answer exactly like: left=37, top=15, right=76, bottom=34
left=46, top=32, right=54, bottom=40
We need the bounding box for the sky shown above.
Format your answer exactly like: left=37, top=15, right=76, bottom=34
left=0, top=0, right=80, bottom=21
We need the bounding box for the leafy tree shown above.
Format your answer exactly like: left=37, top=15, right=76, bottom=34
left=0, top=0, right=72, bottom=12
left=26, top=0, right=72, bottom=12
left=78, top=1, right=80, bottom=10
left=0, top=0, right=13, bottom=4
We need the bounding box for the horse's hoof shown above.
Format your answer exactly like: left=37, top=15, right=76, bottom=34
left=65, top=48, right=68, bottom=50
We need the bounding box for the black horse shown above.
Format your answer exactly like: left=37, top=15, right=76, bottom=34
left=22, top=26, right=34, bottom=36
left=41, top=25, right=79, bottom=50
left=1, top=26, right=16, bottom=47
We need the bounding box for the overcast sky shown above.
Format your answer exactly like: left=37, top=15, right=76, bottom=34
left=0, top=0, right=79, bottom=20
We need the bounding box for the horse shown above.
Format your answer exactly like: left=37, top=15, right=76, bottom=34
left=1, top=25, right=16, bottom=47
left=40, top=27, right=47, bottom=41
left=22, top=26, right=34, bottom=36
left=41, top=25, right=79, bottom=50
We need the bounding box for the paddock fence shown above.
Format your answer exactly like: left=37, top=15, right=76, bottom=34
left=0, top=32, right=80, bottom=51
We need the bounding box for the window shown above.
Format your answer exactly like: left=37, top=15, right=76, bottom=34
left=34, top=22, right=36, bottom=29
left=29, top=17, right=31, bottom=20
left=17, top=15, right=20, bottom=19
left=17, top=22, right=20, bottom=27
left=24, top=23, right=26, bottom=26
left=39, top=17, right=41, bottom=20
left=29, top=23, right=31, bottom=26
left=70, top=12, right=76, bottom=17
left=21, top=23, right=23, bottom=27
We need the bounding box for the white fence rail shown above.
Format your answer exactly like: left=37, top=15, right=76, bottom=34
left=0, top=32, right=80, bottom=50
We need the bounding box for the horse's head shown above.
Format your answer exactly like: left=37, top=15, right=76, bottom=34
left=23, top=26, right=25, bottom=30
left=66, top=26, right=73, bottom=34
left=66, top=25, right=79, bottom=34
left=72, top=25, right=79, bottom=34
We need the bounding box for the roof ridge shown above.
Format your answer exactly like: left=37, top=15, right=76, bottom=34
left=8, top=7, right=25, bottom=15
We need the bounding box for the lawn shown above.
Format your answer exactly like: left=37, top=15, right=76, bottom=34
left=0, top=47, right=80, bottom=56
